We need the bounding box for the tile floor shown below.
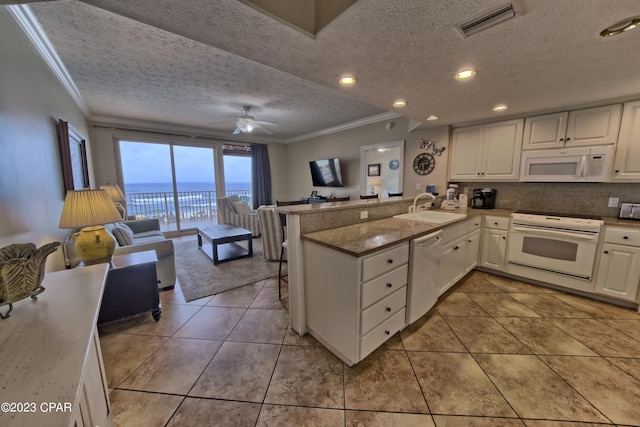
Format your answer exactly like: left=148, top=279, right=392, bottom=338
left=99, top=269, right=640, bottom=427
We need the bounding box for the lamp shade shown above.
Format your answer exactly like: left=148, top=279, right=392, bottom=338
left=100, top=184, right=125, bottom=203
left=59, top=189, right=123, bottom=229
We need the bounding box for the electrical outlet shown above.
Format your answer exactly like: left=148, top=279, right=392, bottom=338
left=360, top=211, right=368, bottom=219
left=608, top=197, right=620, bottom=208
left=415, top=183, right=421, bottom=191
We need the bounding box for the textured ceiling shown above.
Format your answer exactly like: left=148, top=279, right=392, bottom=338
left=6, top=0, right=640, bottom=142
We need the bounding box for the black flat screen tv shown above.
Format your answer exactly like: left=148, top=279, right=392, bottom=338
left=309, top=158, right=344, bottom=187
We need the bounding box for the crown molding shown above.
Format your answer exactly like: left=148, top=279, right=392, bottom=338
left=7, top=4, right=91, bottom=117
left=284, top=111, right=401, bottom=143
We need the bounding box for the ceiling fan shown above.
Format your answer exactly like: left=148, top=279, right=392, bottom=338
left=210, top=106, right=278, bottom=135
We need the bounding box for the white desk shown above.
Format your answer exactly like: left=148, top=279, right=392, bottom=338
left=0, top=264, right=113, bottom=427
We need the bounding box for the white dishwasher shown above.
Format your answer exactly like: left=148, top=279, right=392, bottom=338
left=406, top=230, right=442, bottom=324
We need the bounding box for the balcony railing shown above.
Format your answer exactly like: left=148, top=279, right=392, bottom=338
left=125, top=189, right=252, bottom=225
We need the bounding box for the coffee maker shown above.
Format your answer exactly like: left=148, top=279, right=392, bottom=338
left=471, top=188, right=497, bottom=209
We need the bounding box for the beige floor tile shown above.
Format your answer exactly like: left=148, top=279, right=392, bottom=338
left=432, top=415, right=525, bottom=426
left=552, top=293, right=639, bottom=319
left=523, top=421, right=613, bottom=427
left=345, top=350, right=429, bottom=413
left=549, top=318, right=640, bottom=357
left=189, top=341, right=280, bottom=402
left=467, top=293, right=541, bottom=317
left=119, top=337, right=221, bottom=394
left=483, top=275, right=550, bottom=294
left=444, top=316, right=530, bottom=354
left=283, top=326, right=323, bottom=346
left=400, top=313, right=466, bottom=352
left=250, top=280, right=288, bottom=310
left=508, top=293, right=592, bottom=318
left=409, top=352, right=516, bottom=417
left=474, top=354, right=609, bottom=423
left=109, top=389, right=183, bottom=427
left=541, top=355, right=640, bottom=425
left=456, top=273, right=505, bottom=293
left=206, top=282, right=263, bottom=307
left=173, top=306, right=245, bottom=340
left=378, top=333, right=404, bottom=350
left=227, top=308, right=289, bottom=344
left=435, top=292, right=490, bottom=316
left=265, top=345, right=344, bottom=408
left=99, top=303, right=202, bottom=336
left=166, top=397, right=261, bottom=427
left=256, top=405, right=344, bottom=427
left=600, top=318, right=640, bottom=342
left=100, top=333, right=167, bottom=388
left=606, top=357, right=640, bottom=381
left=496, top=318, right=597, bottom=356
left=159, top=281, right=213, bottom=306
left=346, top=410, right=435, bottom=426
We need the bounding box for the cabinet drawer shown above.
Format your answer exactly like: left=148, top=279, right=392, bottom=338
left=468, top=218, right=482, bottom=233
left=360, top=308, right=406, bottom=361
left=361, top=243, right=409, bottom=283
left=484, top=216, right=510, bottom=230
left=361, top=286, right=407, bottom=335
left=604, top=227, right=640, bottom=246
left=361, top=264, right=408, bottom=308
left=442, top=221, right=468, bottom=244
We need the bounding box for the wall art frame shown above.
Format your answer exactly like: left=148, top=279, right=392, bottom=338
left=367, top=163, right=381, bottom=176
left=57, top=119, right=89, bottom=194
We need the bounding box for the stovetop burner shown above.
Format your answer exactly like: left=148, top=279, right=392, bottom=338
left=515, top=210, right=603, bottom=221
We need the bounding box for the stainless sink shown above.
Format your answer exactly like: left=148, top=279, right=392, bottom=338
left=393, top=210, right=466, bottom=224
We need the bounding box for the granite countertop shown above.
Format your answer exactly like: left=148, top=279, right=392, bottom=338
left=301, top=208, right=640, bottom=257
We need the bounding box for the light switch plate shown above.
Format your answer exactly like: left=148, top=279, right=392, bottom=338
left=360, top=211, right=368, bottom=219
left=415, top=183, right=421, bottom=191
left=608, top=197, right=620, bottom=208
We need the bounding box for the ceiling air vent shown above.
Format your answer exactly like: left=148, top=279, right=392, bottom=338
left=457, top=3, right=518, bottom=38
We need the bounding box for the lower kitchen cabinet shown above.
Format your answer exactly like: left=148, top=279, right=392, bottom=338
left=480, top=215, right=510, bottom=271
left=440, top=219, right=480, bottom=295
left=303, top=240, right=409, bottom=366
left=595, top=227, right=640, bottom=302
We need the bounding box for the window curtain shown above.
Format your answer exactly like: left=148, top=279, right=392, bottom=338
left=251, top=143, right=272, bottom=208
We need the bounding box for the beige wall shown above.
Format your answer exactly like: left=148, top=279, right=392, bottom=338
left=0, top=9, right=90, bottom=271
left=285, top=117, right=451, bottom=200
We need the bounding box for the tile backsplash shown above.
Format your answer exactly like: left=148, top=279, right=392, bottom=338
left=457, top=182, right=640, bottom=218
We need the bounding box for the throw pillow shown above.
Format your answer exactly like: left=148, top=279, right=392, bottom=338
left=232, top=201, right=252, bottom=214
left=112, top=223, right=134, bottom=246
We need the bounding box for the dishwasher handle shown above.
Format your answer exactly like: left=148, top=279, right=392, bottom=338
left=413, top=231, right=443, bottom=249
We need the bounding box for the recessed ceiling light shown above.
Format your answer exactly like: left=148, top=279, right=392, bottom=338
left=455, top=69, right=477, bottom=80
left=339, top=76, right=356, bottom=86
left=426, top=115, right=439, bottom=121
left=600, top=17, right=640, bottom=37
left=492, top=104, right=509, bottom=112
left=393, top=100, right=408, bottom=108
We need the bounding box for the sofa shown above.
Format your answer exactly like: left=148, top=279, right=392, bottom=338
left=64, top=219, right=176, bottom=291
left=217, top=195, right=261, bottom=237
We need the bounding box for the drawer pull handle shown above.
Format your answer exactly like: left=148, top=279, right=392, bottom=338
left=623, top=236, right=629, bottom=239
left=386, top=307, right=391, bottom=312
left=386, top=283, right=393, bottom=288
left=494, top=222, right=498, bottom=225
left=384, top=330, right=390, bottom=335
left=453, top=246, right=459, bottom=250
left=387, top=259, right=394, bottom=264
left=604, top=250, right=609, bottom=254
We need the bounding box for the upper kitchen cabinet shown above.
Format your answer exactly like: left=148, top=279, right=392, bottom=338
left=449, top=119, right=524, bottom=181
left=523, top=104, right=621, bottom=150
left=611, top=100, right=640, bottom=181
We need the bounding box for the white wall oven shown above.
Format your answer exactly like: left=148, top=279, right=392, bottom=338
left=508, top=212, right=603, bottom=280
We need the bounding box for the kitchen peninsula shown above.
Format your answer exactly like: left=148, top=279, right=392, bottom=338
left=280, top=199, right=640, bottom=365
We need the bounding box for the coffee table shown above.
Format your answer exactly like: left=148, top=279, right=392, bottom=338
left=197, top=224, right=253, bottom=265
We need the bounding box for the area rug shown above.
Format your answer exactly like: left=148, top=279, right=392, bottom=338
left=173, top=237, right=280, bottom=302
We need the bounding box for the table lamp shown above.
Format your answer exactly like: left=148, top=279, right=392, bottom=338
left=100, top=184, right=126, bottom=219
left=59, top=189, right=124, bottom=265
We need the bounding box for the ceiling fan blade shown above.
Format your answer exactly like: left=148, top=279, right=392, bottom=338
left=255, top=124, right=274, bottom=135
left=232, top=127, right=242, bottom=135
left=254, top=120, right=278, bottom=126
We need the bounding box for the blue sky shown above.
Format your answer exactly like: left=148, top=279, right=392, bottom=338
left=120, top=141, right=251, bottom=184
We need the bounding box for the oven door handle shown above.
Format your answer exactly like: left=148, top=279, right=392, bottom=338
left=511, top=225, right=598, bottom=241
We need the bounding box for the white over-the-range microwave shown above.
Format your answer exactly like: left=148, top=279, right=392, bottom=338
left=520, top=145, right=614, bottom=182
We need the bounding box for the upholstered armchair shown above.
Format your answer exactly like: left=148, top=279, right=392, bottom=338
left=216, top=195, right=261, bottom=237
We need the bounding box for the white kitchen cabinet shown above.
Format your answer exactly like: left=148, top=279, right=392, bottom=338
left=523, top=104, right=621, bottom=150
left=611, top=100, right=640, bottom=181
left=439, top=219, right=480, bottom=294
left=595, top=227, right=640, bottom=302
left=449, top=119, right=524, bottom=181
left=303, top=241, right=408, bottom=366
left=480, top=215, right=510, bottom=271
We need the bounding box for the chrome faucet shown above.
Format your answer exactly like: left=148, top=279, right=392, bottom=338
left=409, top=192, right=436, bottom=213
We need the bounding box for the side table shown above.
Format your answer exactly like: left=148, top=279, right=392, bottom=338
left=97, top=250, right=161, bottom=325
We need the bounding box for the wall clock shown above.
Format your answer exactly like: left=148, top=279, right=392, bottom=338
left=388, top=159, right=399, bottom=170
left=413, top=152, right=435, bottom=175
